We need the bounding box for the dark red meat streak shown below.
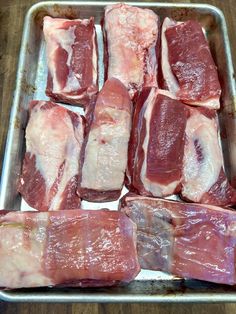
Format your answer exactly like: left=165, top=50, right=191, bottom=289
left=146, top=94, right=187, bottom=186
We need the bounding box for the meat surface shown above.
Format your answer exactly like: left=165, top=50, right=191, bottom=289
left=161, top=18, right=221, bottom=109
left=78, top=78, right=132, bottom=202
left=18, top=101, right=84, bottom=211
left=103, top=3, right=159, bottom=99
left=120, top=193, right=236, bottom=285
left=127, top=88, right=188, bottom=197
left=43, top=16, right=98, bottom=106
left=0, top=209, right=140, bottom=289
left=182, top=107, right=236, bottom=206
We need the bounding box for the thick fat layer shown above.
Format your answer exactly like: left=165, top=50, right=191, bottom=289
left=162, top=18, right=221, bottom=109
left=104, top=3, right=159, bottom=98
left=44, top=16, right=98, bottom=106
left=182, top=108, right=236, bottom=206
left=18, top=101, right=83, bottom=211
left=0, top=210, right=140, bottom=289
left=121, top=193, right=236, bottom=285
left=130, top=88, right=187, bottom=197
left=79, top=78, right=132, bottom=201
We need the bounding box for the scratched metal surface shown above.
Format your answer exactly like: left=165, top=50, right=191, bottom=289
left=0, top=1, right=236, bottom=303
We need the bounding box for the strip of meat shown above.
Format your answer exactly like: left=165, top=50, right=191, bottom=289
left=120, top=193, right=236, bottom=285
left=127, top=88, right=188, bottom=197
left=161, top=18, right=221, bottom=109
left=0, top=209, right=140, bottom=289
left=18, top=101, right=84, bottom=211
left=43, top=16, right=98, bottom=107
left=78, top=78, right=132, bottom=202
left=182, top=107, right=236, bottom=206
left=103, top=3, right=159, bottom=99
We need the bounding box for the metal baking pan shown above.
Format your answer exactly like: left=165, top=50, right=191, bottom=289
left=0, top=1, right=236, bottom=303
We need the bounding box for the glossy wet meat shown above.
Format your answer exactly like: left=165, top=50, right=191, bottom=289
left=0, top=209, right=140, bottom=288
left=161, top=18, right=221, bottom=109
left=120, top=193, right=236, bottom=285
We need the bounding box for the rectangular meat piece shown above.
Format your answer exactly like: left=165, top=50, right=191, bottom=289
left=0, top=209, right=140, bottom=289
left=182, top=107, right=236, bottom=206
left=127, top=88, right=188, bottom=197
left=78, top=78, right=132, bottom=202
left=120, top=193, right=236, bottom=285
left=18, top=100, right=84, bottom=211
left=161, top=18, right=221, bottom=109
left=43, top=16, right=98, bottom=107
left=103, top=3, right=159, bottom=99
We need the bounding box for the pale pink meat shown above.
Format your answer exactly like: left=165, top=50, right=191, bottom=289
left=18, top=101, right=84, bottom=211
left=44, top=16, right=98, bottom=107
left=120, top=193, right=236, bottom=285
left=0, top=209, right=140, bottom=289
left=103, top=3, right=159, bottom=99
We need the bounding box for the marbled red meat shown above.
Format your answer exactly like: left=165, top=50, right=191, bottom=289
left=161, top=18, right=221, bottom=109
left=127, top=88, right=188, bottom=197
left=18, top=100, right=84, bottom=211
left=120, top=193, right=236, bottom=285
left=44, top=16, right=98, bottom=107
left=0, top=209, right=140, bottom=289
left=78, top=78, right=132, bottom=202
left=103, top=3, right=159, bottom=99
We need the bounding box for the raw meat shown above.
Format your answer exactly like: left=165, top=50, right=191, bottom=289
left=78, top=78, right=132, bottom=202
left=127, top=88, right=188, bottom=197
left=161, top=18, right=221, bottom=109
left=43, top=16, right=98, bottom=106
left=103, top=3, right=159, bottom=99
left=0, top=209, right=140, bottom=289
left=18, top=100, right=84, bottom=211
left=182, top=107, right=236, bottom=206
left=120, top=193, right=236, bottom=285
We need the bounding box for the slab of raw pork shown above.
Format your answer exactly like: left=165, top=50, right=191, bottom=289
left=161, top=18, right=221, bottom=109
left=0, top=209, right=140, bottom=289
left=78, top=78, right=132, bottom=202
left=103, top=3, right=159, bottom=99
left=127, top=88, right=188, bottom=197
left=43, top=16, right=98, bottom=106
left=182, top=107, right=236, bottom=206
left=120, top=193, right=236, bottom=285
left=18, top=100, right=84, bottom=211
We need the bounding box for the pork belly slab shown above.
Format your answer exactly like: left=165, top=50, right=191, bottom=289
left=0, top=209, right=140, bottom=289
left=161, top=18, right=221, bottom=109
left=182, top=107, right=236, bottom=206
left=120, top=193, right=236, bottom=285
left=78, top=78, right=132, bottom=202
left=103, top=3, right=159, bottom=99
left=127, top=88, right=188, bottom=198
left=43, top=16, right=98, bottom=107
left=18, top=101, right=84, bottom=211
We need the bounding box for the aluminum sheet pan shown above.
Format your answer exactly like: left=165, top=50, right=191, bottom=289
left=0, top=1, right=236, bottom=303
